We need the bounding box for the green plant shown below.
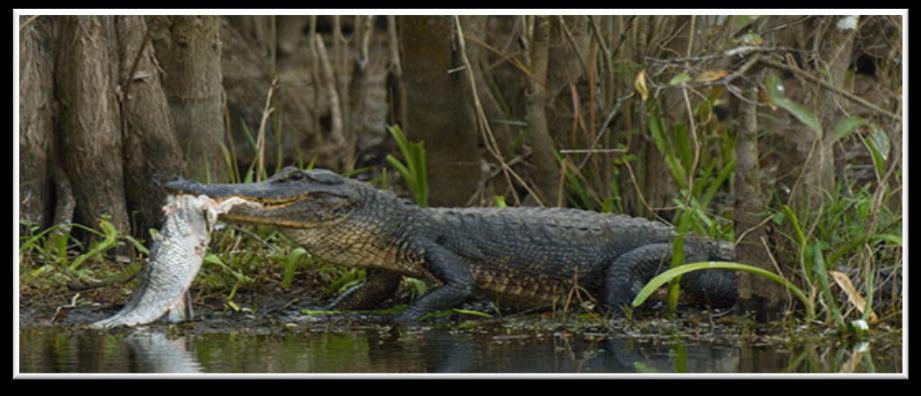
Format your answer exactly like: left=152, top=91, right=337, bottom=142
left=385, top=125, right=429, bottom=207
left=631, top=261, right=814, bottom=320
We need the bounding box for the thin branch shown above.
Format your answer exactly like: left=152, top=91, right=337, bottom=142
left=575, top=92, right=634, bottom=172
left=314, top=35, right=348, bottom=165
left=556, top=16, right=589, bottom=78
left=386, top=15, right=401, bottom=76
left=454, top=16, right=544, bottom=207
left=758, top=57, right=901, bottom=121
left=560, top=148, right=628, bottom=154
left=461, top=33, right=546, bottom=91
left=255, top=77, right=279, bottom=181
left=121, top=27, right=153, bottom=103
left=18, top=15, right=41, bottom=31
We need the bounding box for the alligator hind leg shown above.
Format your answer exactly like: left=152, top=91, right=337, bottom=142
left=602, top=244, right=710, bottom=316
left=395, top=246, right=474, bottom=324
left=323, top=269, right=402, bottom=311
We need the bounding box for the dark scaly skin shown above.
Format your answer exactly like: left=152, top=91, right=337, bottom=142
left=166, top=167, right=738, bottom=323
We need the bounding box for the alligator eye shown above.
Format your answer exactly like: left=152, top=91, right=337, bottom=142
left=288, top=171, right=304, bottom=181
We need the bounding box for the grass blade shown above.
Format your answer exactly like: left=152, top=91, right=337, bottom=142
left=631, top=261, right=814, bottom=319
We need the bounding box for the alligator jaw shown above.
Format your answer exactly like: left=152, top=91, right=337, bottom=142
left=164, top=179, right=302, bottom=207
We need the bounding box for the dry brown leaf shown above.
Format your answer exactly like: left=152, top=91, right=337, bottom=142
left=695, top=70, right=729, bottom=83
left=829, top=270, right=879, bottom=323
left=634, top=70, right=649, bottom=101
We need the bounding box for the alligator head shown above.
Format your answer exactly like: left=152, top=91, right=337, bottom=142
left=164, top=167, right=364, bottom=229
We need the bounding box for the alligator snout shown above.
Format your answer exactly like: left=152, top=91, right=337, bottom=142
left=164, top=179, right=203, bottom=195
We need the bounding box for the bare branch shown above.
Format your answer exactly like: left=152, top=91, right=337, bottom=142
left=758, top=57, right=901, bottom=121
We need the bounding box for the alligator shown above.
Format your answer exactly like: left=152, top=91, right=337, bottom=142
left=166, top=167, right=738, bottom=324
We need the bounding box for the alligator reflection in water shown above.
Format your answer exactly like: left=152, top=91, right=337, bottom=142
left=18, top=327, right=899, bottom=373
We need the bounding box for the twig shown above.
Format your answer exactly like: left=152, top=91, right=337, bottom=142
left=758, top=57, right=900, bottom=121
left=560, top=148, right=628, bottom=154
left=121, top=28, right=153, bottom=100
left=620, top=159, right=669, bottom=224
left=454, top=16, right=544, bottom=207
left=608, top=15, right=637, bottom=59
left=255, top=77, right=279, bottom=181
left=464, top=152, right=532, bottom=207
left=645, top=46, right=805, bottom=65
left=314, top=35, right=349, bottom=166
left=19, top=15, right=41, bottom=31
left=760, top=236, right=795, bottom=313
left=357, top=15, right=374, bottom=70
left=461, top=33, right=544, bottom=91
left=734, top=214, right=776, bottom=247
left=50, top=293, right=81, bottom=323
left=332, top=16, right=352, bottom=165
left=681, top=85, right=701, bottom=200
left=556, top=16, right=588, bottom=79
left=309, top=16, right=322, bottom=147
left=557, top=158, right=569, bottom=208
left=575, top=92, right=634, bottom=172
left=386, top=16, right=401, bottom=77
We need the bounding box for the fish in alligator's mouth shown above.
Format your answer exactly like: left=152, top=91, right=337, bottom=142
left=89, top=194, right=259, bottom=329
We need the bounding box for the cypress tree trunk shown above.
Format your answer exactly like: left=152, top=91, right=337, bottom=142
left=54, top=16, right=131, bottom=238
left=734, top=67, right=786, bottom=321
left=397, top=16, right=481, bottom=207
left=116, top=16, right=185, bottom=237
left=523, top=16, right=563, bottom=207
left=784, top=16, right=858, bottom=215
left=19, top=16, right=56, bottom=230
left=149, top=16, right=227, bottom=183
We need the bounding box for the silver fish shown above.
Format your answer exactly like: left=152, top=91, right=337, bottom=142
left=90, top=194, right=257, bottom=329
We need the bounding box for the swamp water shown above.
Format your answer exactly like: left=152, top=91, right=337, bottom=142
left=18, top=326, right=900, bottom=374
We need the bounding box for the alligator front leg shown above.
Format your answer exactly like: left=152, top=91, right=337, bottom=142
left=395, top=246, right=474, bottom=324
left=324, top=269, right=402, bottom=311
left=602, top=243, right=710, bottom=316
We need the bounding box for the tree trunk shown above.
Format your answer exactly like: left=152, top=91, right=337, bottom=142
left=54, top=16, right=131, bottom=237
left=19, top=16, right=56, bottom=230
left=149, top=16, right=227, bottom=183
left=734, top=67, right=786, bottom=322
left=523, top=16, right=562, bottom=207
left=397, top=16, right=481, bottom=207
left=785, top=16, right=858, bottom=215
left=115, top=16, right=185, bottom=237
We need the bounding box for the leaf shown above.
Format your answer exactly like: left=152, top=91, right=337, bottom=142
left=868, top=124, right=890, bottom=162
left=765, top=74, right=823, bottom=134
left=669, top=72, right=691, bottom=86
left=452, top=309, right=493, bottom=318
left=634, top=69, right=649, bottom=101
left=873, top=233, right=902, bottom=246
left=732, top=15, right=760, bottom=30
left=829, top=270, right=879, bottom=323
left=735, top=32, right=764, bottom=46
left=631, top=261, right=813, bottom=319
left=835, top=116, right=865, bottom=139
left=281, top=247, right=307, bottom=290
left=695, top=70, right=729, bottom=83
left=300, top=309, right=337, bottom=315
left=860, top=124, right=890, bottom=177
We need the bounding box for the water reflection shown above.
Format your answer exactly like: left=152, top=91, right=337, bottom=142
left=123, top=331, right=201, bottom=373
left=18, top=327, right=900, bottom=374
